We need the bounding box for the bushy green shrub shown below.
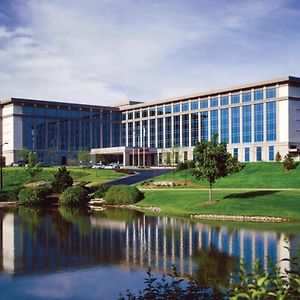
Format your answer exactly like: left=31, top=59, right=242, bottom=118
left=18, top=187, right=51, bottom=206
left=59, top=186, right=90, bottom=206
left=176, top=162, right=188, bottom=171
left=51, top=166, right=73, bottom=193
left=103, top=185, right=144, bottom=205
left=283, top=154, right=297, bottom=171
left=92, top=185, right=109, bottom=199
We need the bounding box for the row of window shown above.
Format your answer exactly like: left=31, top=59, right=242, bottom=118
left=233, top=146, right=275, bottom=162
left=124, top=87, right=276, bottom=120
left=124, top=102, right=276, bottom=147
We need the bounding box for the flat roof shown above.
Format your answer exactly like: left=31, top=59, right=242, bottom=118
left=119, top=76, right=300, bottom=111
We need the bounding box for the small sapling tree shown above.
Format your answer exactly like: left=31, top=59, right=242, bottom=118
left=193, top=135, right=242, bottom=202
left=283, top=154, right=296, bottom=171
left=275, top=151, right=282, bottom=163
left=25, top=152, right=42, bottom=179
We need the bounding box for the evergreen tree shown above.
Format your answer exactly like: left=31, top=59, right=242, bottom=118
left=51, top=166, right=73, bottom=193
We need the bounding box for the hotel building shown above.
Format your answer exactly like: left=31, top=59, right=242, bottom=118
left=1, top=76, right=300, bottom=166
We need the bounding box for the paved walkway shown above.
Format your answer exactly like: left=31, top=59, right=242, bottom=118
left=104, top=168, right=171, bottom=186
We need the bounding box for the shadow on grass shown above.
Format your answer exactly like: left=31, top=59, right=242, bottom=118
left=223, top=190, right=279, bottom=199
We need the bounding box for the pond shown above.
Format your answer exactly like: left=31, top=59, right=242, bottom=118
left=0, top=207, right=299, bottom=299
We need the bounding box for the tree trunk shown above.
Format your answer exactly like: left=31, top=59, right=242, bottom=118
left=209, top=182, right=212, bottom=202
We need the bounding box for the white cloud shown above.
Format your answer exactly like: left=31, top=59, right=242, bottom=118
left=0, top=0, right=299, bottom=104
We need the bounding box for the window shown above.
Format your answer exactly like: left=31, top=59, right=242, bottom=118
left=245, top=148, right=250, bottom=162
left=122, top=123, right=126, bottom=146
left=242, top=105, right=252, bottom=143
left=210, top=110, right=218, bottom=139
left=181, top=102, right=189, bottom=112
left=165, top=105, right=172, bottom=114
left=122, top=113, right=126, bottom=121
left=266, top=102, right=276, bottom=141
left=210, top=97, right=218, bottom=107
left=184, top=151, right=188, bottom=162
left=266, top=87, right=276, bottom=99
left=142, top=109, right=148, bottom=118
left=150, top=119, right=156, bottom=147
left=173, top=116, right=180, bottom=146
left=191, top=113, right=199, bottom=146
left=200, top=112, right=208, bottom=142
left=242, top=91, right=251, bottom=102
left=254, top=104, right=264, bottom=142
left=231, top=93, right=240, bottom=104
left=165, top=117, right=172, bottom=148
left=231, top=107, right=240, bottom=144
left=173, top=103, right=180, bottom=113
left=157, top=118, right=163, bottom=148
left=254, top=89, right=263, bottom=101
left=128, top=122, right=133, bottom=147
left=220, top=95, right=229, bottom=106
left=135, top=111, right=140, bottom=119
left=128, top=112, right=133, bottom=120
left=149, top=108, right=156, bottom=117
left=135, top=121, right=140, bottom=147
left=221, top=109, right=229, bottom=143
left=182, top=114, right=189, bottom=146
left=157, top=106, right=163, bottom=115
left=191, top=101, right=199, bottom=110
left=269, top=146, right=274, bottom=161
left=142, top=120, right=148, bottom=147
left=200, top=99, right=208, bottom=109
left=233, top=148, right=238, bottom=158
left=256, top=147, right=262, bottom=161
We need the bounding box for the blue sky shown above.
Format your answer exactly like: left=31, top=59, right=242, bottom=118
left=0, top=0, right=300, bottom=105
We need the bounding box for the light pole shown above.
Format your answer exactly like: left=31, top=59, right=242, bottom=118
left=1, top=142, right=8, bottom=190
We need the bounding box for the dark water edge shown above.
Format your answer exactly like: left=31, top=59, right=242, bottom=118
left=0, top=207, right=299, bottom=299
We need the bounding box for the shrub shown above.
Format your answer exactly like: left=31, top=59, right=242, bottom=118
left=187, top=160, right=195, bottom=169
left=114, top=169, right=135, bottom=175
left=103, top=185, right=144, bottom=205
left=92, top=185, right=109, bottom=199
left=18, top=187, right=51, bottom=206
left=59, top=186, right=90, bottom=206
left=51, top=166, right=73, bottom=193
left=176, top=162, right=188, bottom=171
left=275, top=151, right=282, bottom=162
left=283, top=154, right=296, bottom=171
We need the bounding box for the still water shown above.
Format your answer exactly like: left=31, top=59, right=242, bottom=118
left=0, top=207, right=299, bottom=299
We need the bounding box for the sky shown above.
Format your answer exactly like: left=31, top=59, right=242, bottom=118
left=0, top=0, right=300, bottom=105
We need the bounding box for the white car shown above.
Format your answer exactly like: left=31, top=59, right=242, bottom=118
left=104, top=163, right=120, bottom=170
left=92, top=163, right=105, bottom=169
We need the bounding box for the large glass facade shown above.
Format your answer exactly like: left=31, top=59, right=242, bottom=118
left=150, top=119, right=156, bottom=148
left=266, top=102, right=276, bottom=141
left=135, top=121, right=140, bottom=147
left=165, top=117, right=172, bottom=148
left=231, top=107, right=240, bottom=144
left=173, top=116, right=180, bottom=146
left=242, top=105, right=252, bottom=143
left=254, top=104, right=264, bottom=142
left=210, top=110, right=218, bottom=139
left=191, top=113, right=198, bottom=146
left=182, top=114, right=189, bottom=147
left=157, top=118, right=163, bottom=149
left=200, top=112, right=208, bottom=142
left=220, top=109, right=229, bottom=143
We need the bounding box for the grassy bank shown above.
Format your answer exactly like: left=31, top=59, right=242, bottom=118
left=2, top=167, right=124, bottom=190
left=138, top=189, right=300, bottom=220
left=145, top=162, right=300, bottom=188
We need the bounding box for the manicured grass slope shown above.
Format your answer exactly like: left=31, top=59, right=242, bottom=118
left=138, top=189, right=300, bottom=220
left=150, top=162, right=300, bottom=188
left=3, top=167, right=123, bottom=190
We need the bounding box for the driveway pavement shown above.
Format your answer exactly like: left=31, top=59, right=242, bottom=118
left=104, top=168, right=171, bottom=186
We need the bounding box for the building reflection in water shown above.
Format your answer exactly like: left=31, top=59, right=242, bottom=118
left=0, top=208, right=299, bottom=282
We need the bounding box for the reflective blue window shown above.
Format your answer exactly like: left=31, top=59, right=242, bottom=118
left=201, top=99, right=208, bottom=109
left=242, top=91, right=251, bottom=102
left=157, top=118, right=163, bottom=148
left=181, top=102, right=189, bottom=112
left=174, top=115, right=180, bottom=146
left=254, top=104, right=264, bottom=142
left=128, top=122, right=133, bottom=147
left=157, top=106, right=163, bottom=115
left=266, top=87, right=276, bottom=99
left=231, top=107, right=240, bottom=144
left=191, top=101, right=198, bottom=110
left=233, top=148, right=238, bottom=158
left=256, top=147, right=262, bottom=161
left=165, top=105, right=171, bottom=114
left=35, top=118, right=46, bottom=150
left=142, top=109, right=148, bottom=118
left=102, top=122, right=110, bottom=148
left=173, top=103, right=180, bottom=113
left=231, top=93, right=240, bottom=104
left=191, top=113, right=199, bottom=146
left=269, top=146, right=274, bottom=161
left=23, top=106, right=34, bottom=115
left=165, top=117, right=172, bottom=148
left=221, top=109, right=229, bottom=143
left=254, top=89, right=263, bottom=101
left=70, top=120, right=80, bottom=150
left=220, top=95, right=229, bottom=106
left=242, top=105, right=252, bottom=143
left=135, top=111, right=140, bottom=119
left=200, top=112, right=208, bottom=142
left=142, top=120, right=148, bottom=147
left=266, top=102, right=276, bottom=141
left=149, top=108, right=156, bottom=117
left=150, top=119, right=156, bottom=147
left=81, top=119, right=91, bottom=150
left=122, top=123, right=126, bottom=146
left=128, top=112, right=133, bottom=120
left=210, top=110, right=218, bottom=139
left=135, top=121, right=140, bottom=147
left=112, top=123, right=120, bottom=147
left=122, top=113, right=126, bottom=121
left=112, top=112, right=121, bottom=121
left=182, top=114, right=189, bottom=146
left=245, top=148, right=250, bottom=162
left=92, top=119, right=101, bottom=148
left=59, top=120, right=68, bottom=150
left=48, top=120, right=58, bottom=149
left=210, top=97, right=218, bottom=107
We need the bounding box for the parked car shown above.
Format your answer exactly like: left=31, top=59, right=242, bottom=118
left=104, top=163, right=120, bottom=170
left=37, top=161, right=50, bottom=167
left=11, top=161, right=26, bottom=167
left=79, top=163, right=93, bottom=168
left=92, top=163, right=105, bottom=169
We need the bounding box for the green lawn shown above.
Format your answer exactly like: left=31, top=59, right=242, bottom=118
left=138, top=189, right=300, bottom=220
left=146, top=162, right=300, bottom=188
left=2, top=167, right=124, bottom=190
